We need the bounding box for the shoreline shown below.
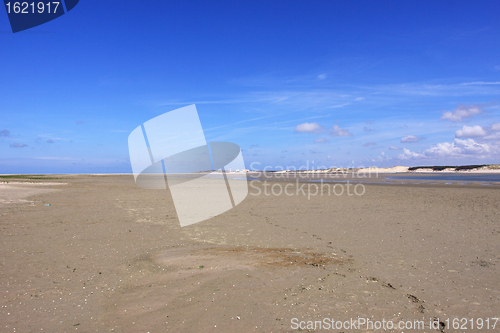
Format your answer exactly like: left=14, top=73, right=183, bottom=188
left=2, top=164, right=500, bottom=177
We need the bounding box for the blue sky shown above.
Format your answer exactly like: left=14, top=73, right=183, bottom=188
left=1, top=1, right=499, bottom=173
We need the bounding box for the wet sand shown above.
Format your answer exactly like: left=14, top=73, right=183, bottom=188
left=0, top=175, right=499, bottom=332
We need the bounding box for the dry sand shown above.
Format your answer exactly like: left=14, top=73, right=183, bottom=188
left=0, top=175, right=499, bottom=332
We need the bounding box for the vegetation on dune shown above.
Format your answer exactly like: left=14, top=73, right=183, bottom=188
left=408, top=164, right=494, bottom=171
left=0, top=174, right=62, bottom=180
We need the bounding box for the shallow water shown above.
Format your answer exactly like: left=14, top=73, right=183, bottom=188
left=385, top=173, right=500, bottom=182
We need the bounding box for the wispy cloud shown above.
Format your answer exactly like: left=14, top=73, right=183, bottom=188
left=401, top=135, right=422, bottom=143
left=459, top=81, right=500, bottom=86
left=144, top=74, right=499, bottom=166
left=203, top=113, right=286, bottom=132
left=441, top=103, right=485, bottom=122
left=10, top=143, right=27, bottom=148
left=327, top=103, right=350, bottom=109
left=363, top=142, right=377, bottom=147
left=0, top=129, right=10, bottom=137
left=232, top=71, right=500, bottom=96
left=33, top=157, right=80, bottom=160
left=158, top=96, right=283, bottom=106
left=313, top=137, right=328, bottom=143
left=330, top=124, right=352, bottom=137
left=356, top=82, right=500, bottom=97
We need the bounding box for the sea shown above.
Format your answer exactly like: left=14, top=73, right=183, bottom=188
left=384, top=173, right=500, bottom=182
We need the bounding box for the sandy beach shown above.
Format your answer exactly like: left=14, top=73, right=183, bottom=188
left=0, top=175, right=499, bottom=332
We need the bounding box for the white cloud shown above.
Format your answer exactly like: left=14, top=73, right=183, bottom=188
left=371, top=151, right=390, bottom=162
left=295, top=122, right=324, bottom=134
left=395, top=136, right=498, bottom=162
left=398, top=148, right=424, bottom=160
left=425, top=138, right=491, bottom=157
left=484, top=123, right=500, bottom=139
left=389, top=146, right=402, bottom=150
left=484, top=132, right=500, bottom=140
left=401, top=135, right=421, bottom=143
left=363, top=142, right=377, bottom=147
left=453, top=138, right=491, bottom=155
left=441, top=103, right=483, bottom=122
left=317, top=73, right=327, bottom=80
left=455, top=125, right=486, bottom=138
left=423, top=141, right=461, bottom=157
left=330, top=124, right=353, bottom=137
left=313, top=137, right=328, bottom=143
